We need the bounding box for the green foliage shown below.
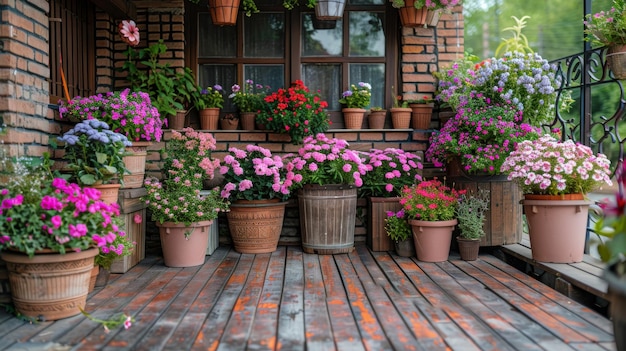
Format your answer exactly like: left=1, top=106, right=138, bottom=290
left=94, top=217, right=135, bottom=270
left=120, top=40, right=199, bottom=117
left=339, top=82, right=372, bottom=109
left=385, top=210, right=412, bottom=242
left=456, top=190, right=490, bottom=239
left=584, top=0, right=626, bottom=47
left=495, top=16, right=534, bottom=57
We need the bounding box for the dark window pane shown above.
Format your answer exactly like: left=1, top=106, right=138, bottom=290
left=349, top=12, right=385, bottom=57
left=199, top=64, right=236, bottom=110
left=303, top=64, right=341, bottom=110
left=245, top=65, right=284, bottom=91
left=198, top=13, right=236, bottom=57
left=350, top=64, right=384, bottom=107
left=302, top=13, right=343, bottom=57
left=244, top=13, right=285, bottom=58
left=350, top=0, right=384, bottom=4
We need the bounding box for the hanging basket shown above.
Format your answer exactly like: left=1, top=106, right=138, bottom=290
left=607, top=45, right=626, bottom=80
left=398, top=0, right=442, bottom=28
left=209, top=0, right=241, bottom=26
left=315, top=0, right=346, bottom=20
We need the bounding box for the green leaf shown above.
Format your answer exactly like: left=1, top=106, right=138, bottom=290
left=96, top=152, right=108, bottom=164
left=80, top=174, right=96, bottom=185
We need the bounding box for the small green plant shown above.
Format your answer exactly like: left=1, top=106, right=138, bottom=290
left=456, top=189, right=490, bottom=240
left=495, top=16, right=534, bottom=57
left=385, top=210, right=412, bottom=242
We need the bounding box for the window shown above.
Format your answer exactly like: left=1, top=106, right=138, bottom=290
left=187, top=0, right=397, bottom=125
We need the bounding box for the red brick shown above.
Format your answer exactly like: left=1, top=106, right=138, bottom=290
left=240, top=132, right=267, bottom=142
left=331, top=131, right=358, bottom=141
left=214, top=133, right=239, bottom=141
left=384, top=132, right=411, bottom=141
left=359, top=132, right=383, bottom=141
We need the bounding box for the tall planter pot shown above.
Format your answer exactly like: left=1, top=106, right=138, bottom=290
left=604, top=262, right=626, bottom=351
left=209, top=0, right=241, bottom=26
left=1, top=247, right=98, bottom=321
left=298, top=184, right=357, bottom=254
left=368, top=110, right=386, bottom=129
left=342, top=108, right=366, bottom=129
left=157, top=221, right=212, bottom=267
left=240, top=112, right=257, bottom=130
left=522, top=194, right=590, bottom=263
left=226, top=199, right=287, bottom=254
left=448, top=158, right=523, bottom=246
left=121, top=141, right=150, bottom=189
left=408, top=219, right=457, bottom=262
left=199, top=108, right=220, bottom=130
left=368, top=197, right=402, bottom=251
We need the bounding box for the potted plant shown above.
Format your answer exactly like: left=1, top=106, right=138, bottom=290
left=390, top=0, right=459, bottom=28
left=0, top=155, right=126, bottom=320
left=390, top=87, right=412, bottom=129
left=406, top=95, right=434, bottom=130
left=219, top=145, right=292, bottom=254
left=58, top=119, right=131, bottom=202
left=501, top=134, right=613, bottom=263
left=385, top=210, right=414, bottom=257
left=229, top=80, right=268, bottom=130
left=92, top=224, right=135, bottom=291
left=592, top=162, right=626, bottom=351
left=338, top=82, right=371, bottom=129
left=59, top=88, right=165, bottom=189
left=220, top=113, right=239, bottom=130
left=400, top=179, right=463, bottom=262
left=360, top=148, right=423, bottom=251
left=257, top=80, right=330, bottom=144
left=455, top=189, right=490, bottom=261
left=584, top=0, right=626, bottom=79
left=368, top=107, right=386, bottom=129
left=286, top=133, right=368, bottom=254
left=196, top=84, right=225, bottom=130
left=143, top=128, right=227, bottom=268
left=432, top=53, right=480, bottom=111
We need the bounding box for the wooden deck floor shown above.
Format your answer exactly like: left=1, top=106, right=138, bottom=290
left=0, top=244, right=616, bottom=351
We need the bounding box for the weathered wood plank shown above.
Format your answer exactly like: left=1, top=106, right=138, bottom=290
left=464, top=256, right=613, bottom=343
left=164, top=312, right=209, bottom=351
left=276, top=246, right=305, bottom=351
left=302, top=250, right=335, bottom=351
left=246, top=247, right=286, bottom=351
left=481, top=255, right=613, bottom=335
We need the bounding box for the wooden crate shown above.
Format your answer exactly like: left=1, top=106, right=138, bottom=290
left=110, top=189, right=147, bottom=273
left=207, top=218, right=219, bottom=255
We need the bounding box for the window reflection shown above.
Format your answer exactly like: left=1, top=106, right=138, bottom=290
left=198, top=13, right=236, bottom=57
left=245, top=65, right=284, bottom=91
left=199, top=64, right=237, bottom=110
left=349, top=12, right=385, bottom=57
left=303, top=64, right=342, bottom=110
left=302, top=14, right=343, bottom=57
left=349, top=64, right=384, bottom=107
left=244, top=13, right=285, bottom=58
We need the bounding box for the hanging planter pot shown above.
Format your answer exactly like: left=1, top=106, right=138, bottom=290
left=398, top=0, right=442, bottom=28
left=209, top=0, right=241, bottom=26
left=315, top=0, right=346, bottom=20
left=607, top=45, right=626, bottom=80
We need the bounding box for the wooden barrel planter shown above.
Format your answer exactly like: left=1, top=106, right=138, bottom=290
left=451, top=174, right=523, bottom=246
left=298, top=184, right=357, bottom=254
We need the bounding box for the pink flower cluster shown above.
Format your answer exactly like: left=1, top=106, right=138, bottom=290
left=400, top=179, right=464, bottom=221
left=286, top=133, right=368, bottom=187
left=501, top=134, right=613, bottom=195
left=361, top=148, right=423, bottom=197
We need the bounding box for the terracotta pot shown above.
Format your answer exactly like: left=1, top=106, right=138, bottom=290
left=220, top=118, right=239, bottom=130
left=89, top=265, right=99, bottom=293
left=314, top=0, right=346, bottom=20
left=1, top=247, right=98, bottom=321
left=209, top=0, right=241, bottom=26
left=298, top=184, right=357, bottom=254
left=398, top=0, right=442, bottom=28
left=240, top=112, right=257, bottom=130
left=199, top=108, right=220, bottom=130
left=342, top=108, right=366, bottom=129
left=90, top=183, right=121, bottom=205
left=157, top=221, right=212, bottom=267
left=395, top=238, right=415, bottom=257
left=226, top=199, right=287, bottom=254
left=169, top=110, right=187, bottom=130
left=408, top=219, right=457, bottom=262
left=522, top=196, right=590, bottom=263
left=410, top=103, right=433, bottom=129
left=121, top=141, right=150, bottom=189
left=390, top=108, right=412, bottom=129
left=368, top=110, right=386, bottom=129
left=457, top=237, right=480, bottom=261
